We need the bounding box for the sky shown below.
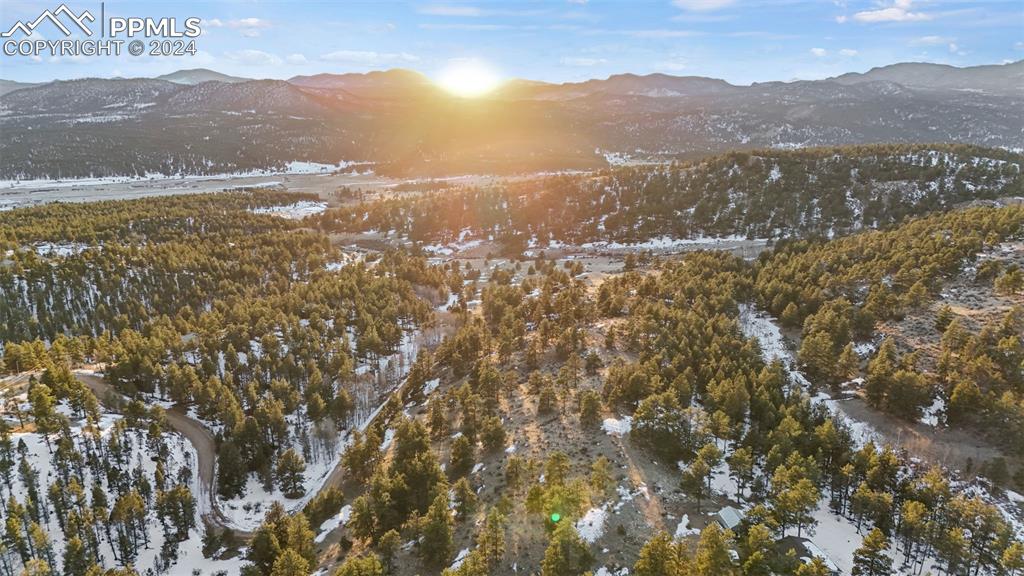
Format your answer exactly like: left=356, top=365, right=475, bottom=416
left=0, top=0, right=1021, bottom=85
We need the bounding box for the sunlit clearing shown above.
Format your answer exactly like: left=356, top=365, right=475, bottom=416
left=436, top=59, right=502, bottom=98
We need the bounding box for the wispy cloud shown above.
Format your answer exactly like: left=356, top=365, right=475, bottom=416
left=417, top=5, right=548, bottom=17
left=810, top=47, right=827, bottom=57
left=560, top=56, right=607, bottom=66
left=910, top=35, right=953, bottom=46
left=672, top=0, right=735, bottom=11
left=418, top=5, right=483, bottom=17
left=839, top=48, right=858, bottom=56
left=419, top=22, right=512, bottom=31
left=604, top=29, right=702, bottom=38
left=224, top=49, right=281, bottom=66
left=852, top=0, right=930, bottom=23
left=206, top=17, right=272, bottom=37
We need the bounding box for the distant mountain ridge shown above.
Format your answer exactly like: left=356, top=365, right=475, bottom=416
left=156, top=68, right=250, bottom=85
left=831, top=60, right=1024, bottom=96
left=0, top=79, right=41, bottom=97
left=1, top=60, right=1021, bottom=179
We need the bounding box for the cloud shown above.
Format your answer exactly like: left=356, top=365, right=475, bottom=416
left=623, top=29, right=701, bottom=38
left=560, top=56, right=607, bottom=66
left=810, top=47, right=827, bottom=57
left=417, top=5, right=546, bottom=17
left=853, top=0, right=930, bottom=23
left=204, top=18, right=224, bottom=27
left=224, top=49, right=282, bottom=66
left=230, top=18, right=270, bottom=29
left=910, top=35, right=952, bottom=46
left=320, top=50, right=420, bottom=64
left=672, top=12, right=735, bottom=23
left=419, top=22, right=512, bottom=31
left=839, top=48, right=858, bottom=56
left=224, top=17, right=271, bottom=37
left=285, top=53, right=308, bottom=65
left=419, top=5, right=483, bottom=17
left=1016, top=41, right=1024, bottom=51
left=672, top=0, right=734, bottom=11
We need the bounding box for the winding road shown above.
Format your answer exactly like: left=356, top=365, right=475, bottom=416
left=73, top=371, right=253, bottom=537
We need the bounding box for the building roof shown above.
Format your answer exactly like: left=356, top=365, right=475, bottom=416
left=714, top=506, right=745, bottom=530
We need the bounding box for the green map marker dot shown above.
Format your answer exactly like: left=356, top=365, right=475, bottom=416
left=550, top=513, right=561, bottom=523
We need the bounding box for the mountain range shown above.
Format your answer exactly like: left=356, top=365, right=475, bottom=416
left=1, top=60, right=1021, bottom=179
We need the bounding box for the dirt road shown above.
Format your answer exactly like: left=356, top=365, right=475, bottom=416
left=73, top=371, right=254, bottom=537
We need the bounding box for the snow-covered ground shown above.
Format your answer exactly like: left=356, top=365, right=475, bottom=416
left=251, top=200, right=327, bottom=220
left=315, top=505, right=352, bottom=544
left=575, top=507, right=608, bottom=544
left=739, top=304, right=1023, bottom=574
left=0, top=161, right=360, bottom=190
left=580, top=234, right=768, bottom=251
left=673, top=514, right=700, bottom=538
left=30, top=241, right=93, bottom=257
left=738, top=304, right=876, bottom=445
left=601, top=416, right=632, bottom=437
left=8, top=407, right=244, bottom=574
left=222, top=329, right=423, bottom=532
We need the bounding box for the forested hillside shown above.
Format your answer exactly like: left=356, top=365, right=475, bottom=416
left=0, top=191, right=457, bottom=574
left=319, top=144, right=1022, bottom=247
left=757, top=206, right=1024, bottom=457
left=2, top=180, right=1023, bottom=576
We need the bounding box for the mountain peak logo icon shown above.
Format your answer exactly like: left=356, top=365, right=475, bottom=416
left=2, top=4, right=95, bottom=38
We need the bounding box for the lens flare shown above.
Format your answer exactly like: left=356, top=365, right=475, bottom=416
left=436, top=58, right=502, bottom=97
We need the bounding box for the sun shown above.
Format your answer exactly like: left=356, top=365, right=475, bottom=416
left=436, top=59, right=503, bottom=98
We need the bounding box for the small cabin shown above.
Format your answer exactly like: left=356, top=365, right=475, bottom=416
left=800, top=541, right=840, bottom=575
left=714, top=506, right=745, bottom=531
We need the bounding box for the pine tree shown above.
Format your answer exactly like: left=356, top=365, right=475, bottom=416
left=541, top=523, right=593, bottom=576
left=475, top=509, right=506, bottom=569
left=578, top=390, right=602, bottom=427
left=1003, top=542, right=1024, bottom=576
left=727, top=447, right=754, bottom=502
left=837, top=342, right=859, bottom=381
left=634, top=532, right=686, bottom=576
left=377, top=530, right=401, bottom=573
left=449, top=435, right=474, bottom=478
left=269, top=548, right=310, bottom=576
left=693, top=523, right=736, bottom=576
left=851, top=528, right=892, bottom=576
left=275, top=449, right=307, bottom=498
left=796, top=558, right=831, bottom=576
left=864, top=340, right=896, bottom=408
left=420, top=492, right=454, bottom=567
left=935, top=304, right=955, bottom=332
left=217, top=440, right=247, bottom=498
left=62, top=536, right=91, bottom=576
left=452, top=477, right=477, bottom=520
left=681, top=456, right=712, bottom=513
left=335, top=554, right=384, bottom=576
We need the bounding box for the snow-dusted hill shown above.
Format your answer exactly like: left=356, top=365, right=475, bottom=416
left=1, top=61, right=1022, bottom=179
